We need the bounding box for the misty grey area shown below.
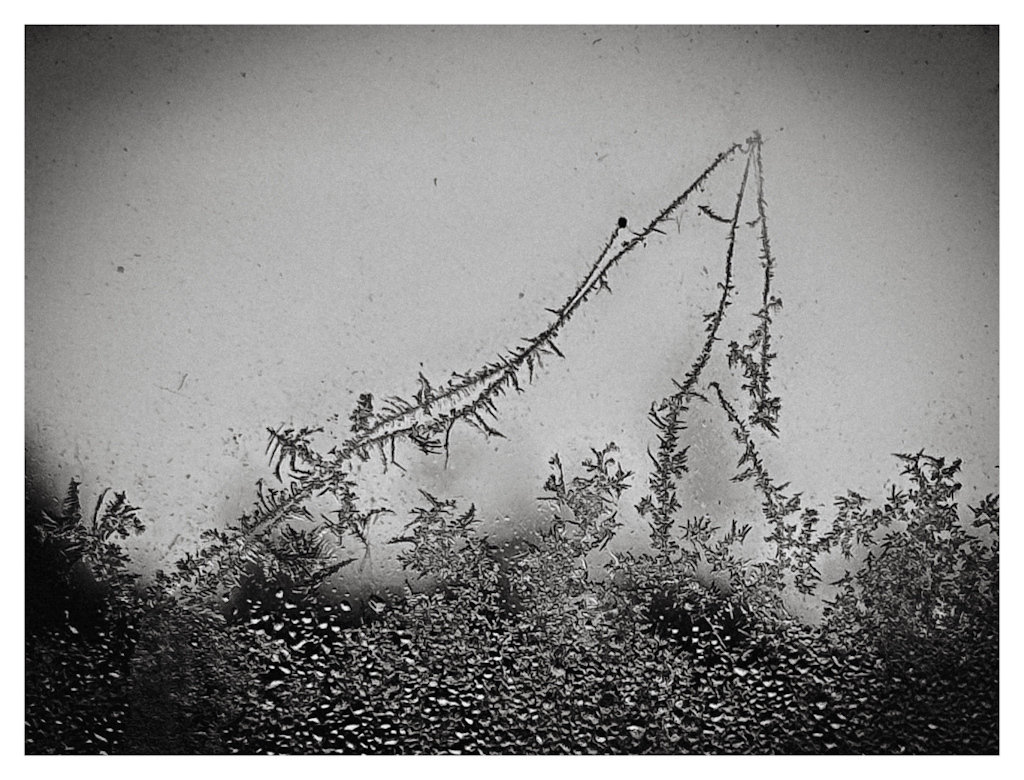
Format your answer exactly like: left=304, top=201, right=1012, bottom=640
left=24, top=26, right=998, bottom=755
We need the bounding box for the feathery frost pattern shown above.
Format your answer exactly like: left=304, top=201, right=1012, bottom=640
left=178, top=132, right=777, bottom=592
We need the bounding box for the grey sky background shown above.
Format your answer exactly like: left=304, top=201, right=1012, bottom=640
left=25, top=26, right=998, bottom=593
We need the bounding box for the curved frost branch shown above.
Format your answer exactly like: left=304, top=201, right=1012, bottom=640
left=334, top=141, right=745, bottom=465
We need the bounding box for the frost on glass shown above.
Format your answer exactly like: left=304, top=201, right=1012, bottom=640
left=25, top=134, right=998, bottom=754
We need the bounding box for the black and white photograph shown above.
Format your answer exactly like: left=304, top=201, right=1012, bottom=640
left=23, top=23, right=1000, bottom=756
